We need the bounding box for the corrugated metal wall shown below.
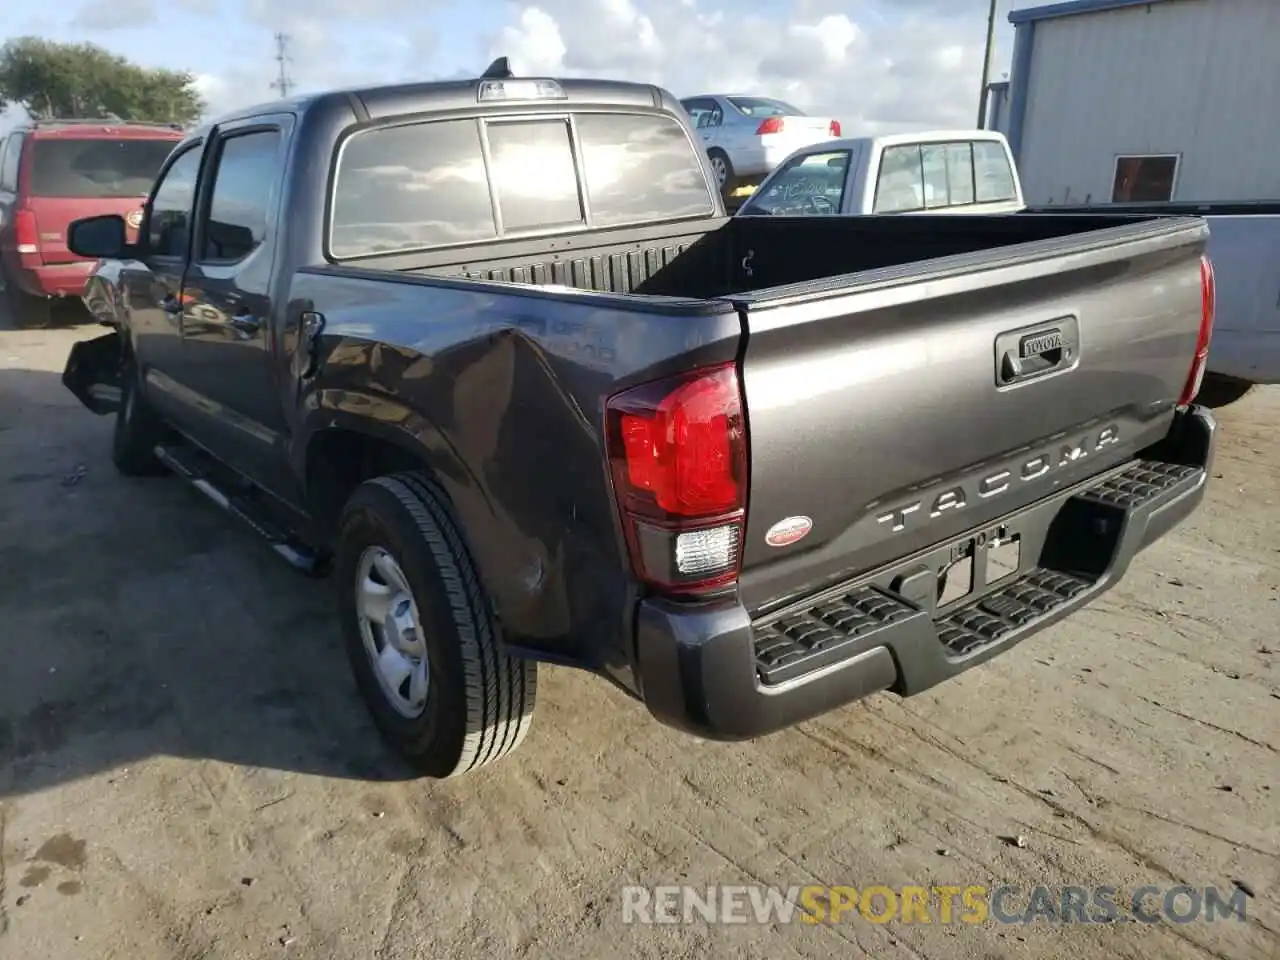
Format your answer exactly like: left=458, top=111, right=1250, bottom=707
left=1015, top=0, right=1280, bottom=204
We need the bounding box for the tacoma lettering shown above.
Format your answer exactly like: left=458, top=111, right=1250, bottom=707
left=876, top=424, right=1121, bottom=533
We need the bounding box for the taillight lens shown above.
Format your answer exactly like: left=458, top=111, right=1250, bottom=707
left=1178, top=255, right=1216, bottom=406
left=829, top=120, right=842, bottom=136
left=14, top=209, right=40, bottom=259
left=756, top=117, right=785, bottom=135
left=605, top=363, right=748, bottom=595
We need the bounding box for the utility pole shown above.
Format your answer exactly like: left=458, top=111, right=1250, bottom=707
left=976, top=0, right=999, bottom=128
left=271, top=32, right=293, bottom=99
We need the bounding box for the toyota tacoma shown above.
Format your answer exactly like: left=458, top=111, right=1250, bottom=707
left=60, top=60, right=1218, bottom=778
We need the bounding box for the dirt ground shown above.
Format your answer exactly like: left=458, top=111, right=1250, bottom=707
left=1, top=314, right=1277, bottom=960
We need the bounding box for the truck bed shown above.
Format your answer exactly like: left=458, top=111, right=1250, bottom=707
left=311, top=211, right=1210, bottom=622
left=376, top=212, right=1187, bottom=300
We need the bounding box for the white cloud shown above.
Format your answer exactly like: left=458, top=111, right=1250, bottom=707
left=169, top=0, right=1014, bottom=135
left=70, top=0, right=158, bottom=29
left=487, top=0, right=1004, bottom=135
left=496, top=8, right=568, bottom=76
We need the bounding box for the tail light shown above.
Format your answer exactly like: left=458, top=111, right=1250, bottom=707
left=756, top=117, right=786, bottom=135
left=605, top=363, right=748, bottom=596
left=1178, top=255, right=1216, bottom=406
left=829, top=120, right=842, bottom=136
left=14, top=209, right=41, bottom=263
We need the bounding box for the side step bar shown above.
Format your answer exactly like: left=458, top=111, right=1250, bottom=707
left=154, top=444, right=327, bottom=576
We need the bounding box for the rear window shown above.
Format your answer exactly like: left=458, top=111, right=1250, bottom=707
left=727, top=97, right=801, bottom=117
left=330, top=112, right=713, bottom=258
left=27, top=137, right=178, bottom=198
left=873, top=139, right=1018, bottom=213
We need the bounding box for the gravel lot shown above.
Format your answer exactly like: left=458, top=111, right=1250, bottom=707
left=1, top=314, right=1277, bottom=960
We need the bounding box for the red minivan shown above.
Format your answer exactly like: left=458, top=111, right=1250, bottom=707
left=0, top=119, right=184, bottom=328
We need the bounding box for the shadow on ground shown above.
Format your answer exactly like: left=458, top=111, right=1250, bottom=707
left=0, top=364, right=424, bottom=799
left=0, top=296, right=89, bottom=332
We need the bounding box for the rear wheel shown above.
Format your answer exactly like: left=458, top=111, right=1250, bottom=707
left=335, top=472, right=537, bottom=778
left=708, top=149, right=735, bottom=197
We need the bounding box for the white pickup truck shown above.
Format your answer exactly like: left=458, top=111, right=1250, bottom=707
left=734, top=129, right=1026, bottom=217
left=738, top=130, right=1278, bottom=400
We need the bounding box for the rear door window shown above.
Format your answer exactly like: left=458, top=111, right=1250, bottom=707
left=681, top=98, right=721, bottom=130
left=201, top=130, right=282, bottom=262
left=28, top=138, right=178, bottom=198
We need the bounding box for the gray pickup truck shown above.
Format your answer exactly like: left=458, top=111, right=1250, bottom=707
left=61, top=61, right=1218, bottom=779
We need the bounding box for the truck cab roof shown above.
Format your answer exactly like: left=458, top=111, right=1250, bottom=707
left=198, top=74, right=670, bottom=134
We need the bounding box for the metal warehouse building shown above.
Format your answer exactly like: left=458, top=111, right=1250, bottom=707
left=1002, top=0, right=1280, bottom=205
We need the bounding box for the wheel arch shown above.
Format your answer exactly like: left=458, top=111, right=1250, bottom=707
left=296, top=398, right=481, bottom=542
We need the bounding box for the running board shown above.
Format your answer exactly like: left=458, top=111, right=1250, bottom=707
left=153, top=444, right=326, bottom=575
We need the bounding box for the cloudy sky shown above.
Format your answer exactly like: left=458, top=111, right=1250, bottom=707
left=2, top=0, right=1033, bottom=134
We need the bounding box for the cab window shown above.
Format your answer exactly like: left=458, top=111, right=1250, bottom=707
left=739, top=150, right=850, bottom=217
left=147, top=146, right=203, bottom=258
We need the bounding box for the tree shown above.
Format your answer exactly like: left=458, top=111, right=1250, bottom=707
left=0, top=37, right=205, bottom=127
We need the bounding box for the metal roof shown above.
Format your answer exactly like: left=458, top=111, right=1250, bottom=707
left=1009, top=0, right=1174, bottom=26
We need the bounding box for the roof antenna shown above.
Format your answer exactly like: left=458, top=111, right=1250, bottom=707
left=482, top=56, right=514, bottom=79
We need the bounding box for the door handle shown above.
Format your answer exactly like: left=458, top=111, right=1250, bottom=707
left=995, top=319, right=1079, bottom=387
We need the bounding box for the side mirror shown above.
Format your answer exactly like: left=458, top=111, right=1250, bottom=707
left=67, top=214, right=129, bottom=259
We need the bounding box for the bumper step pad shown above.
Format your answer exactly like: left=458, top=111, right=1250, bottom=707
left=935, top=568, right=1091, bottom=656
left=751, top=456, right=1203, bottom=686
left=754, top=587, right=915, bottom=685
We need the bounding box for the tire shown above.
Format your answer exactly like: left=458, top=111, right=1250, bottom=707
left=335, top=472, right=537, bottom=778
left=707, top=149, right=735, bottom=196
left=112, top=360, right=169, bottom=476
left=1194, top=372, right=1254, bottom=409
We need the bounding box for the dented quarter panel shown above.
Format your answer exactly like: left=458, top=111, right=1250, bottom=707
left=287, top=266, right=742, bottom=670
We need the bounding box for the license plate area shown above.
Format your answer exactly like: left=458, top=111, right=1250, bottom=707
left=888, top=522, right=1028, bottom=617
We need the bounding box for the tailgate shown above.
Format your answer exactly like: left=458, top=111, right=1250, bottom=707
left=734, top=217, right=1208, bottom=616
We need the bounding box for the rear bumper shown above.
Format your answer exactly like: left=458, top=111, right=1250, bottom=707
left=635, top=405, right=1217, bottom=740
left=12, top=260, right=97, bottom=298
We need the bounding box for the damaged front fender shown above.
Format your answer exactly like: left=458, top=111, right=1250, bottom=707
left=62, top=331, right=124, bottom=415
